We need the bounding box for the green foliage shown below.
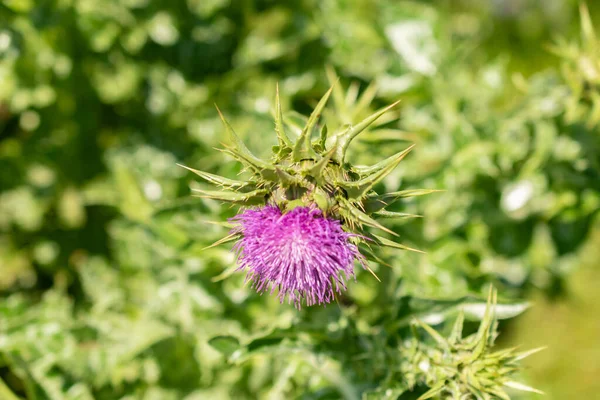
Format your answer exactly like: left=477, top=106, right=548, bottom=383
left=1, top=0, right=599, bottom=399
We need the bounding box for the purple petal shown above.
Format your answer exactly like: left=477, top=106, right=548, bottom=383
left=230, top=205, right=366, bottom=308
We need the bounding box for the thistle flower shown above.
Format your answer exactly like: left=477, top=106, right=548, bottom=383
left=180, top=82, right=433, bottom=306
left=231, top=205, right=365, bottom=307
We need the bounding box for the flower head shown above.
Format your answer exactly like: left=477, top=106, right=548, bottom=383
left=180, top=83, right=431, bottom=307
left=231, top=205, right=365, bottom=307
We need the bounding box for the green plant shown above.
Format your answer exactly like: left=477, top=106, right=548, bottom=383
left=1, top=1, right=599, bottom=399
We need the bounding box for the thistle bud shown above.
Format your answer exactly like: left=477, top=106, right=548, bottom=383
left=401, top=288, right=544, bottom=399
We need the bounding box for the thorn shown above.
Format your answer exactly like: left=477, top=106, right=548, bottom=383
left=335, top=99, right=402, bottom=162
left=202, top=233, right=240, bottom=250
left=365, top=264, right=381, bottom=282
left=292, top=85, right=335, bottom=161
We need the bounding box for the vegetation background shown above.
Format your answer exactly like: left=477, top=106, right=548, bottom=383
left=1, top=0, right=599, bottom=399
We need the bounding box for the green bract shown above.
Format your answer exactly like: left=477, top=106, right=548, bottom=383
left=180, top=85, right=434, bottom=255
left=402, top=289, right=543, bottom=400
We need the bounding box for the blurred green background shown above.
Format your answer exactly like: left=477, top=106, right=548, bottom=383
left=1, top=0, right=599, bottom=399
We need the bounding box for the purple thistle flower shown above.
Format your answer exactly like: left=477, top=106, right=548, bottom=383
left=231, top=205, right=365, bottom=308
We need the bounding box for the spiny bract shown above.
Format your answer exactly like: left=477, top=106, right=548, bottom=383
left=181, top=83, right=431, bottom=306
left=402, top=288, right=544, bottom=400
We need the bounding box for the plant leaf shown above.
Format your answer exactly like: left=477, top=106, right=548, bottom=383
left=208, top=335, right=241, bottom=358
